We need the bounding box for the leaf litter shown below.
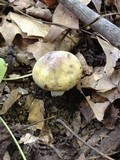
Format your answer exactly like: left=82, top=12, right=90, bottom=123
left=0, top=0, right=120, bottom=159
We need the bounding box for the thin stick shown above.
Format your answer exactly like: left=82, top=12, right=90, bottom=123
left=56, top=119, right=115, bottom=160
left=81, top=13, right=120, bottom=29
left=17, top=116, right=56, bottom=131
left=0, top=116, right=27, bottom=160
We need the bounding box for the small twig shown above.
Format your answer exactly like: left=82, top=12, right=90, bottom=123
left=0, top=116, right=27, bottom=160
left=16, top=116, right=56, bottom=131
left=81, top=13, right=120, bottom=29
left=88, top=151, right=119, bottom=160
left=56, top=119, right=115, bottom=160
left=49, top=144, right=63, bottom=159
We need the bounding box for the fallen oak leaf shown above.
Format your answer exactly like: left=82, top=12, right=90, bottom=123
left=0, top=17, right=22, bottom=45
left=9, top=0, right=35, bottom=11
left=0, top=87, right=28, bottom=115
left=97, top=37, right=120, bottom=77
left=80, top=0, right=91, bottom=5
left=27, top=98, right=45, bottom=130
left=9, top=12, right=49, bottom=37
left=45, top=3, right=79, bottom=42
left=98, top=70, right=120, bottom=102
left=86, top=96, right=110, bottom=121
left=80, top=100, right=94, bottom=123
left=27, top=31, right=79, bottom=60
left=104, top=105, right=119, bottom=130
left=39, top=124, right=53, bottom=144
left=92, top=0, right=102, bottom=13
left=52, top=3, right=79, bottom=29
left=98, top=88, right=120, bottom=103
left=80, top=67, right=116, bottom=92
left=26, top=6, right=52, bottom=20
left=27, top=39, right=55, bottom=60
left=0, top=88, right=21, bottom=115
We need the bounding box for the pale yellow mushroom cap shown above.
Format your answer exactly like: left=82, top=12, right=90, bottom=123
left=32, top=51, right=83, bottom=91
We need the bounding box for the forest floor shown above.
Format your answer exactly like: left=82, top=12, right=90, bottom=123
left=0, top=0, right=120, bottom=160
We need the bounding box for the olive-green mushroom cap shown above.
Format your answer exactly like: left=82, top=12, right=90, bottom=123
left=32, top=51, right=83, bottom=91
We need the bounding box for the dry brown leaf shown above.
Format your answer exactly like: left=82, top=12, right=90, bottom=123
left=9, top=0, right=35, bottom=11
left=28, top=31, right=79, bottom=60
left=0, top=17, right=22, bottom=45
left=45, top=3, right=79, bottom=42
left=80, top=0, right=91, bottom=5
left=13, top=35, right=37, bottom=49
left=114, top=0, right=120, bottom=13
left=86, top=96, right=110, bottom=121
left=25, top=94, right=34, bottom=108
left=97, top=37, right=120, bottom=76
left=0, top=88, right=22, bottom=115
left=19, top=133, right=39, bottom=144
left=92, top=0, right=102, bottom=13
left=110, top=70, right=120, bottom=86
left=91, top=91, right=109, bottom=102
left=81, top=67, right=116, bottom=92
left=53, top=3, right=79, bottom=29
left=76, top=153, right=86, bottom=160
left=9, top=12, right=49, bottom=37
left=98, top=70, right=120, bottom=102
left=44, top=26, right=65, bottom=42
left=98, top=88, right=120, bottom=103
left=16, top=52, right=30, bottom=65
left=3, top=151, right=10, bottom=160
left=26, top=6, right=52, bottom=20
left=28, top=99, right=45, bottom=130
left=53, top=31, right=79, bottom=52
left=104, top=105, right=119, bottom=130
left=80, top=100, right=94, bottom=123
left=40, top=124, right=53, bottom=144
left=27, top=39, right=55, bottom=60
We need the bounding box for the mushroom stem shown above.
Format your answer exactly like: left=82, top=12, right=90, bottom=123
left=51, top=91, right=65, bottom=97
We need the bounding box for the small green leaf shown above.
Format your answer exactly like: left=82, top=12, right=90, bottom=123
left=0, top=58, right=7, bottom=83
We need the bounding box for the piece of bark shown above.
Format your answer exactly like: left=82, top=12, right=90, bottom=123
left=58, top=0, right=120, bottom=49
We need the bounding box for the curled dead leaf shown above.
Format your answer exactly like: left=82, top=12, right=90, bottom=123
left=80, top=67, right=116, bottom=92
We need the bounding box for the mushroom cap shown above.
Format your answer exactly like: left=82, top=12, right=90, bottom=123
left=32, top=51, right=83, bottom=91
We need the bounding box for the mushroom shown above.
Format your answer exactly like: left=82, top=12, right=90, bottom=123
left=32, top=51, right=83, bottom=96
